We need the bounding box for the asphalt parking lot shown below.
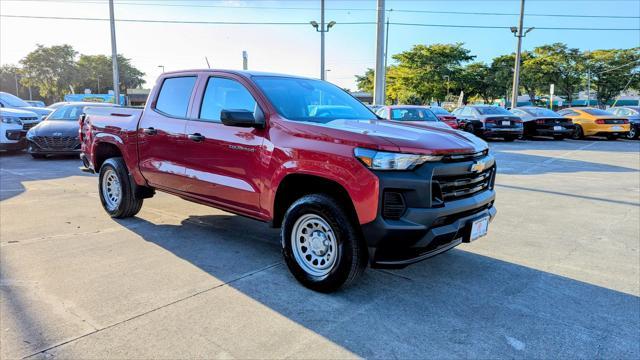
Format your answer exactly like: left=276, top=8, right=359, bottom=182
left=1, top=139, right=639, bottom=359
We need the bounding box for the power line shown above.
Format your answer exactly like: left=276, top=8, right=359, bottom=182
left=2, top=14, right=639, bottom=31
left=594, top=59, right=640, bottom=74
left=4, top=0, right=639, bottom=19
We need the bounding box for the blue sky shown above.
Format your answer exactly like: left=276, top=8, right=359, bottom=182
left=1, top=0, right=639, bottom=90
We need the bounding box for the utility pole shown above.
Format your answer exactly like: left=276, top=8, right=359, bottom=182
left=510, top=0, right=526, bottom=109
left=383, top=9, right=391, bottom=103
left=242, top=51, right=248, bottom=70
left=14, top=73, right=19, bottom=97
left=373, top=0, right=386, bottom=105
left=310, top=1, right=335, bottom=81
left=320, top=0, right=325, bottom=80
left=109, top=0, right=120, bottom=105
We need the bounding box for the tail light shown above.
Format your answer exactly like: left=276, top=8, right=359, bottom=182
left=513, top=119, right=523, bottom=123
left=595, top=119, right=605, bottom=124
left=485, top=119, right=495, bottom=124
left=622, top=119, right=629, bottom=124
left=565, top=119, right=573, bottom=124
left=536, top=119, right=545, bottom=125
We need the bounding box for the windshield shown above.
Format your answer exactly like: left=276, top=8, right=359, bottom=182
left=429, top=107, right=450, bottom=115
left=0, top=92, right=30, bottom=107
left=583, top=108, right=614, bottom=116
left=523, top=107, right=560, bottom=117
left=253, top=76, right=376, bottom=123
left=47, top=105, right=87, bottom=121
left=390, top=108, right=439, bottom=122
left=476, top=106, right=512, bottom=115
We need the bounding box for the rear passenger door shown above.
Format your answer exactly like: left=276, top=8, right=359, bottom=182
left=138, top=76, right=196, bottom=190
left=181, top=75, right=266, bottom=216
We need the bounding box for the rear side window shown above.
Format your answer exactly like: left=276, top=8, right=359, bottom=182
left=200, top=77, right=258, bottom=122
left=155, top=76, right=197, bottom=118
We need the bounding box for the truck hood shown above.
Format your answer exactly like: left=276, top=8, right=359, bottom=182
left=30, top=120, right=79, bottom=137
left=19, top=106, right=52, bottom=118
left=294, top=119, right=487, bottom=155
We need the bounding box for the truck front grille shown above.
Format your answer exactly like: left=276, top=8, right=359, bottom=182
left=433, top=167, right=495, bottom=201
left=32, top=136, right=79, bottom=150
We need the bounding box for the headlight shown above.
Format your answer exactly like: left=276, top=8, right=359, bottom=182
left=354, top=148, right=442, bottom=170
left=0, top=116, right=21, bottom=124
left=26, top=130, right=35, bottom=139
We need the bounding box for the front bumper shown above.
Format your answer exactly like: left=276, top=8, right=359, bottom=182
left=0, top=138, right=27, bottom=150
left=27, top=139, right=81, bottom=155
left=1, top=130, right=27, bottom=150
left=361, top=155, right=497, bottom=268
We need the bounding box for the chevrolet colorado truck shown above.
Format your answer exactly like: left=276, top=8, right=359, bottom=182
left=80, top=70, right=497, bottom=292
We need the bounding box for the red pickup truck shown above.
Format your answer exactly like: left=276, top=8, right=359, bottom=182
left=80, top=70, right=496, bottom=292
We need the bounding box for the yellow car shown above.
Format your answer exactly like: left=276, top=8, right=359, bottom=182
left=557, top=107, right=630, bottom=140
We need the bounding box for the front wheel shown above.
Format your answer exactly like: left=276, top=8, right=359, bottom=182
left=98, top=157, right=143, bottom=218
left=282, top=194, right=367, bottom=292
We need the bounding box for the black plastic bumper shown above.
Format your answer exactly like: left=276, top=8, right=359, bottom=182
left=361, top=156, right=497, bottom=268
left=482, top=127, right=523, bottom=137
left=27, top=140, right=81, bottom=155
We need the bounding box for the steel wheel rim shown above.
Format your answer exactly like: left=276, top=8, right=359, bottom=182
left=291, top=214, right=338, bottom=277
left=628, top=127, right=636, bottom=139
left=102, top=168, right=121, bottom=211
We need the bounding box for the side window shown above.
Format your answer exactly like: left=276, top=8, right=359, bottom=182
left=200, top=77, right=258, bottom=122
left=155, top=76, right=197, bottom=118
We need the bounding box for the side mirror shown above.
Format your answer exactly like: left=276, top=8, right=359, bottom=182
left=220, top=109, right=264, bottom=128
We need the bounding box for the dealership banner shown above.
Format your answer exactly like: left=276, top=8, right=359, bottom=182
left=64, top=94, right=126, bottom=105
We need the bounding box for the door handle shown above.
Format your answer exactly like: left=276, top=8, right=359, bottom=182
left=143, top=127, right=157, bottom=135
left=188, top=133, right=205, bottom=142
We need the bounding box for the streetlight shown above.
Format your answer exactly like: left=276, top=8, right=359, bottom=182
left=443, top=75, right=450, bottom=100
left=509, top=0, right=534, bottom=109
left=158, top=65, right=165, bottom=73
left=310, top=0, right=336, bottom=81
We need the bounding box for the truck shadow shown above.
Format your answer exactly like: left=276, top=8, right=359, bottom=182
left=490, top=151, right=638, bottom=175
left=114, top=213, right=639, bottom=358
left=0, top=152, right=86, bottom=201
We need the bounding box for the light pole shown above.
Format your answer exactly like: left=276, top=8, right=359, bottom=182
left=382, top=8, right=392, bottom=103
left=444, top=75, right=450, bottom=100
left=325, top=69, right=331, bottom=81
left=158, top=65, right=165, bottom=73
left=509, top=0, right=534, bottom=109
left=310, top=14, right=336, bottom=80
left=14, top=73, right=19, bottom=97
left=373, top=0, right=386, bottom=105
left=109, top=0, right=120, bottom=104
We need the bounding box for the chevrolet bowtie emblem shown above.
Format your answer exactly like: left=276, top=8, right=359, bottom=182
left=470, top=160, right=487, bottom=173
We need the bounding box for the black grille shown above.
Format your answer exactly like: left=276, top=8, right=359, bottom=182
left=22, top=122, right=38, bottom=131
left=442, top=149, right=488, bottom=162
left=32, top=136, right=79, bottom=150
left=433, top=167, right=494, bottom=201
left=382, top=191, right=406, bottom=219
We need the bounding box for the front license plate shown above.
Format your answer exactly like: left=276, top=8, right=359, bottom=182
left=554, top=126, right=563, bottom=131
left=470, top=216, right=489, bottom=241
left=611, top=126, right=622, bottom=131
left=502, top=121, right=510, bottom=126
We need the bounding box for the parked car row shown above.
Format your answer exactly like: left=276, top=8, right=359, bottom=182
left=368, top=101, right=638, bottom=141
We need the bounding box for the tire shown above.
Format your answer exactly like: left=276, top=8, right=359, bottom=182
left=465, top=124, right=474, bottom=134
left=553, top=135, right=565, bottom=141
left=606, top=134, right=618, bottom=141
left=98, top=157, right=143, bottom=218
left=626, top=126, right=637, bottom=139
left=30, top=153, right=46, bottom=159
left=571, top=125, right=584, bottom=140
left=282, top=194, right=367, bottom=292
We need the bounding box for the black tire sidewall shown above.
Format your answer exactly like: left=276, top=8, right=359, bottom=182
left=282, top=194, right=363, bottom=292
left=572, top=125, right=584, bottom=140
left=98, top=157, right=137, bottom=218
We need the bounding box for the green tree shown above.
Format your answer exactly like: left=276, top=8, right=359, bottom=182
left=392, top=43, right=475, bottom=104
left=488, top=54, right=515, bottom=104
left=530, top=43, right=584, bottom=103
left=460, top=62, right=492, bottom=103
left=587, top=48, right=640, bottom=106
left=76, top=54, right=145, bottom=94
left=20, top=44, right=78, bottom=102
left=355, top=68, right=374, bottom=93
left=0, top=65, right=21, bottom=97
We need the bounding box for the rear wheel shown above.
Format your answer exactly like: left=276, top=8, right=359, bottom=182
left=626, top=126, right=637, bottom=139
left=98, top=157, right=143, bottom=218
left=282, top=194, right=367, bottom=292
left=571, top=125, right=584, bottom=140
left=465, top=124, right=475, bottom=134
